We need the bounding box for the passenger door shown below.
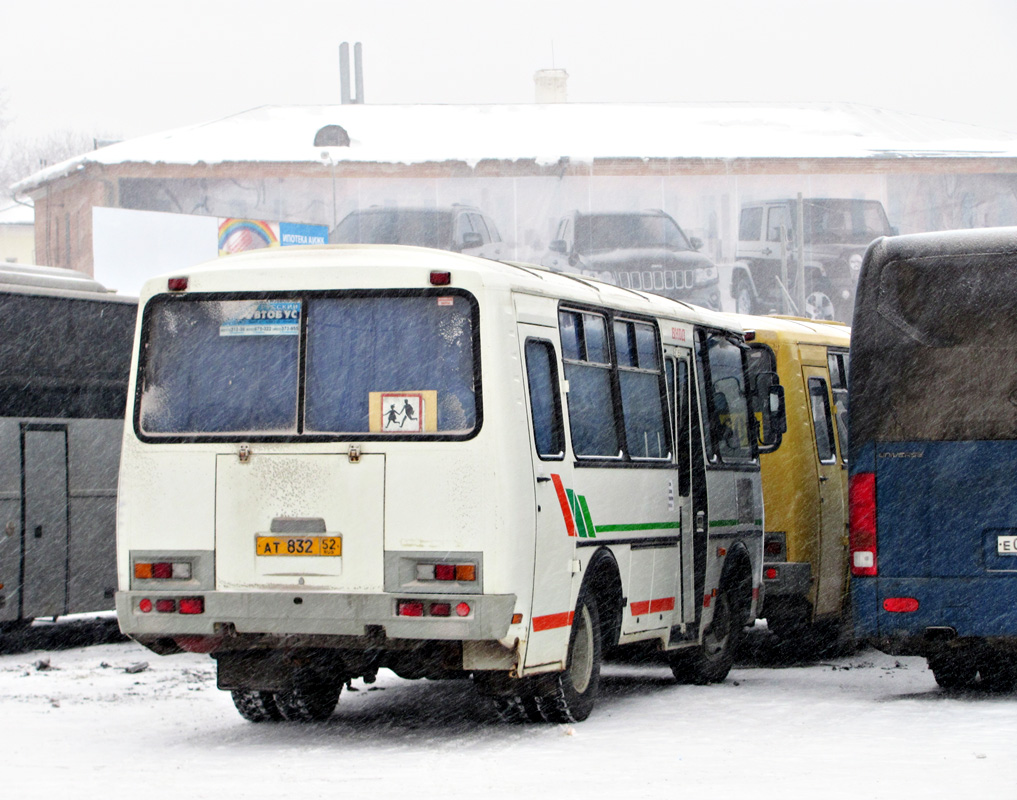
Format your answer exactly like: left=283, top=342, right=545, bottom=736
left=517, top=323, right=577, bottom=669
left=664, top=348, right=697, bottom=626
left=21, top=425, right=69, bottom=617
left=803, top=369, right=847, bottom=617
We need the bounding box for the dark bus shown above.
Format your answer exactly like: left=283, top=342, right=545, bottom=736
left=850, top=227, right=1017, bottom=690
left=0, top=264, right=136, bottom=631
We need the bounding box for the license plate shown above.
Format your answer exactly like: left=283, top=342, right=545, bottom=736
left=256, top=536, right=342, bottom=557
left=997, top=535, right=1017, bottom=555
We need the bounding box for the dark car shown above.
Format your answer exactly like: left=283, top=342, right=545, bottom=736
left=732, top=198, right=896, bottom=322
left=329, top=204, right=505, bottom=259
left=540, top=210, right=721, bottom=309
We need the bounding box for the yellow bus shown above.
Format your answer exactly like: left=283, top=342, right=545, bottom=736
left=740, top=315, right=851, bottom=652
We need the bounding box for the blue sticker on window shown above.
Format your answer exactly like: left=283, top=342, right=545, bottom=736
left=220, top=301, right=301, bottom=336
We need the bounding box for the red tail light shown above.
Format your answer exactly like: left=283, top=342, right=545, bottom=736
left=883, top=597, right=918, bottom=613
left=849, top=472, right=877, bottom=577
left=178, top=597, right=204, bottom=615
left=397, top=601, right=425, bottom=617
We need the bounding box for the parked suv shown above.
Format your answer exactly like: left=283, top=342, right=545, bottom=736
left=540, top=209, right=720, bottom=309
left=732, top=198, right=895, bottom=322
left=329, top=204, right=505, bottom=260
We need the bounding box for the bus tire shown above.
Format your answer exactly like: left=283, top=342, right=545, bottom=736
left=928, top=652, right=978, bottom=690
left=275, top=679, right=342, bottom=722
left=492, top=690, right=544, bottom=724
left=534, top=593, right=602, bottom=723
left=231, top=689, right=283, bottom=723
left=669, top=586, right=742, bottom=685
left=475, top=673, right=544, bottom=723
left=977, top=647, right=1017, bottom=693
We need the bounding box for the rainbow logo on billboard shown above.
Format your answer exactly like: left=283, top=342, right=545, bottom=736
left=218, top=219, right=329, bottom=256
left=218, top=218, right=279, bottom=255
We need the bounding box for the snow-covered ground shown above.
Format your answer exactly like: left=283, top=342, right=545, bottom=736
left=1, top=617, right=1014, bottom=800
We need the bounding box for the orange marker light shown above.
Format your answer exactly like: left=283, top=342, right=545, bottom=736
left=455, top=564, right=476, bottom=582
left=134, top=563, right=153, bottom=580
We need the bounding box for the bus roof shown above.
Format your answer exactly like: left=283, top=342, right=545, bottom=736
left=717, top=313, right=851, bottom=348
left=140, top=244, right=745, bottom=333
left=0, top=262, right=131, bottom=298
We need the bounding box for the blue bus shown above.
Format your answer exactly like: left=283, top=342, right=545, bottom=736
left=850, top=227, right=1017, bottom=690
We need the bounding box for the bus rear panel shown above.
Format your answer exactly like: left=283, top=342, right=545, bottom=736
left=850, top=227, right=1017, bottom=688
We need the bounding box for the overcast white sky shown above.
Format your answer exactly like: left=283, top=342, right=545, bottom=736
left=3, top=0, right=1017, bottom=142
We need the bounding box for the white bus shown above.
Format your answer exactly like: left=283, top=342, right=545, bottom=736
left=0, top=263, right=136, bottom=631
left=115, top=245, right=785, bottom=723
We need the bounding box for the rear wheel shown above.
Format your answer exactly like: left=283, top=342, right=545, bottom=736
left=491, top=687, right=544, bottom=724
left=977, top=648, right=1017, bottom=693
left=670, top=587, right=742, bottom=684
left=231, top=690, right=282, bottom=723
left=928, top=652, right=979, bottom=690
left=533, top=594, right=603, bottom=723
left=275, top=678, right=342, bottom=722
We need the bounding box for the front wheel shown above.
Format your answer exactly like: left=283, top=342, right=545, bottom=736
left=669, top=588, right=742, bottom=684
left=928, top=651, right=979, bottom=690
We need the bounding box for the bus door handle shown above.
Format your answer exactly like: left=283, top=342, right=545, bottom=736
left=536, top=476, right=551, bottom=483
left=696, top=511, right=706, bottom=533
left=819, top=475, right=829, bottom=482
left=34, top=525, right=43, bottom=538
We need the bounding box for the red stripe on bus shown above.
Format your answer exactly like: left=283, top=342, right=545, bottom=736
left=532, top=611, right=574, bottom=631
left=550, top=474, right=576, bottom=536
left=631, top=597, right=675, bottom=616
left=649, top=597, right=675, bottom=613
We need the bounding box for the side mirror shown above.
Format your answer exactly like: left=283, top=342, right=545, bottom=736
left=755, top=372, right=786, bottom=453
left=549, top=239, right=568, bottom=255
left=461, top=231, right=483, bottom=250
left=689, top=236, right=703, bottom=251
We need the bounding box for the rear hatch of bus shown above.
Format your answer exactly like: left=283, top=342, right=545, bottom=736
left=214, top=451, right=386, bottom=592
left=875, top=440, right=1017, bottom=632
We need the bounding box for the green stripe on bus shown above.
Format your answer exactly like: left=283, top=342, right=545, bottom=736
left=596, top=521, right=682, bottom=533
left=578, top=495, right=596, bottom=539
left=567, top=489, right=589, bottom=538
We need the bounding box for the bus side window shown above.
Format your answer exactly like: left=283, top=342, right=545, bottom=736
left=559, top=310, right=619, bottom=458
left=697, top=331, right=754, bottom=463
left=524, top=339, right=565, bottom=460
left=808, top=377, right=837, bottom=464
left=827, top=351, right=849, bottom=464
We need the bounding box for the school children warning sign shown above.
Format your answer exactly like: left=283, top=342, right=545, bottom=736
left=369, top=391, right=438, bottom=433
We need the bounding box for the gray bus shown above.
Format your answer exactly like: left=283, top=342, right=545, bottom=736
left=0, top=264, right=136, bottom=631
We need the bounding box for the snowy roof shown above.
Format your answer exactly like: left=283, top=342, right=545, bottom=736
left=14, top=101, right=1017, bottom=193
left=0, top=202, right=34, bottom=225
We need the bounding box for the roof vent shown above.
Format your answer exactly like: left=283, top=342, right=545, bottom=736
left=314, top=125, right=351, bottom=147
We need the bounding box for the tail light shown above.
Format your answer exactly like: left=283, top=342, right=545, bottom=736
left=883, top=597, right=918, bottom=613
left=137, top=596, right=204, bottom=614
left=849, top=472, right=877, bottom=577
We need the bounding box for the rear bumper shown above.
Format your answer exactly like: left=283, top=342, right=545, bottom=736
left=761, top=561, right=811, bottom=600
left=116, top=590, right=517, bottom=641
left=852, top=576, right=1017, bottom=654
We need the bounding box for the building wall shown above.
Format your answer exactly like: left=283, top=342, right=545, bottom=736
left=0, top=223, right=35, bottom=264
left=23, top=157, right=1017, bottom=276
